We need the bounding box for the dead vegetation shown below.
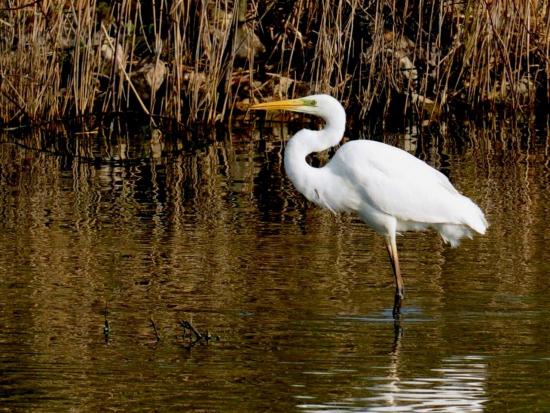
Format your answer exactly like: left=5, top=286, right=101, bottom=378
left=0, top=0, right=548, bottom=127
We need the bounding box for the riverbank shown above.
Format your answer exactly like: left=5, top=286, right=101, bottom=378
left=1, top=0, right=548, bottom=128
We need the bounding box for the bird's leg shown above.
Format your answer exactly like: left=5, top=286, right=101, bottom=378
left=385, top=236, right=404, bottom=318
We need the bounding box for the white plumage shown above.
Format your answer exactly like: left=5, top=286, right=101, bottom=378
left=251, top=94, right=488, bottom=317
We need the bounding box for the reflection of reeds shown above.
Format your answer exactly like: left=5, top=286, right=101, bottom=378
left=0, top=118, right=548, bottom=409
left=0, top=1, right=548, bottom=126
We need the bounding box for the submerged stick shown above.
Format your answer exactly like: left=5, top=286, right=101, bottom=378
left=150, top=316, right=161, bottom=342
left=179, top=320, right=219, bottom=349
left=179, top=320, right=202, bottom=340
left=103, top=303, right=110, bottom=344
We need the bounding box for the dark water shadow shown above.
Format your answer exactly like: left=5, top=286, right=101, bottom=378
left=0, top=115, right=549, bottom=411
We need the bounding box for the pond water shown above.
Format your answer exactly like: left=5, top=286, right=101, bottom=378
left=0, top=118, right=549, bottom=412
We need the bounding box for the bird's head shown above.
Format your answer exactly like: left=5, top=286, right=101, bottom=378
left=250, top=94, right=344, bottom=122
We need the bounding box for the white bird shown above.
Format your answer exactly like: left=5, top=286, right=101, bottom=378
left=251, top=94, right=488, bottom=317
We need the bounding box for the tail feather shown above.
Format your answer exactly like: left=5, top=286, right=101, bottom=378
left=461, top=196, right=488, bottom=235
left=437, top=224, right=473, bottom=247
left=437, top=195, right=488, bottom=247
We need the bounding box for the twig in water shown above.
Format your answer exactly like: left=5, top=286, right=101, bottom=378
left=150, top=316, right=161, bottom=342
left=179, top=320, right=220, bottom=349
left=180, top=320, right=202, bottom=340
left=103, top=303, right=110, bottom=344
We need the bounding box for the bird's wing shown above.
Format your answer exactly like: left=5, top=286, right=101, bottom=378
left=332, top=140, right=464, bottom=224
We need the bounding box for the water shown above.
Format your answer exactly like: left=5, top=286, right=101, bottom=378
left=0, top=120, right=549, bottom=412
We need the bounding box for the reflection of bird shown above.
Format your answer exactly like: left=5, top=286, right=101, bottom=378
left=251, top=95, right=488, bottom=317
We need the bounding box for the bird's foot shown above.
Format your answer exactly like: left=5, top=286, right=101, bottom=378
left=392, top=291, right=404, bottom=319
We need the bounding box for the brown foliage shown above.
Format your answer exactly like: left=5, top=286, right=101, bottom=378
left=0, top=0, right=548, bottom=126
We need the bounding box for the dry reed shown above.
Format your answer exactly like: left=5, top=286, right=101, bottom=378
left=0, top=0, right=548, bottom=127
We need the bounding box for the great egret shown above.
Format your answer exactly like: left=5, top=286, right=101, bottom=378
left=251, top=94, right=488, bottom=317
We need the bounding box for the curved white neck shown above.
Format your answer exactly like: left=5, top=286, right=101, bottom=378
left=283, top=115, right=346, bottom=202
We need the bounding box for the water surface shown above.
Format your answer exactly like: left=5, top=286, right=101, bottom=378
left=0, top=120, right=549, bottom=411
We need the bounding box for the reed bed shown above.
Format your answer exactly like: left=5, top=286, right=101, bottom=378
left=0, top=0, right=548, bottom=127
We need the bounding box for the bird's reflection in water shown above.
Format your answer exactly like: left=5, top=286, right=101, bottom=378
left=366, top=355, right=487, bottom=410
left=298, top=322, right=487, bottom=412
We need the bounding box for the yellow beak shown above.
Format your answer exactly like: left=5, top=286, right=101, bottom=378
left=250, top=98, right=312, bottom=111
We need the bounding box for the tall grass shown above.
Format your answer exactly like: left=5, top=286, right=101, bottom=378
left=0, top=0, right=548, bottom=127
